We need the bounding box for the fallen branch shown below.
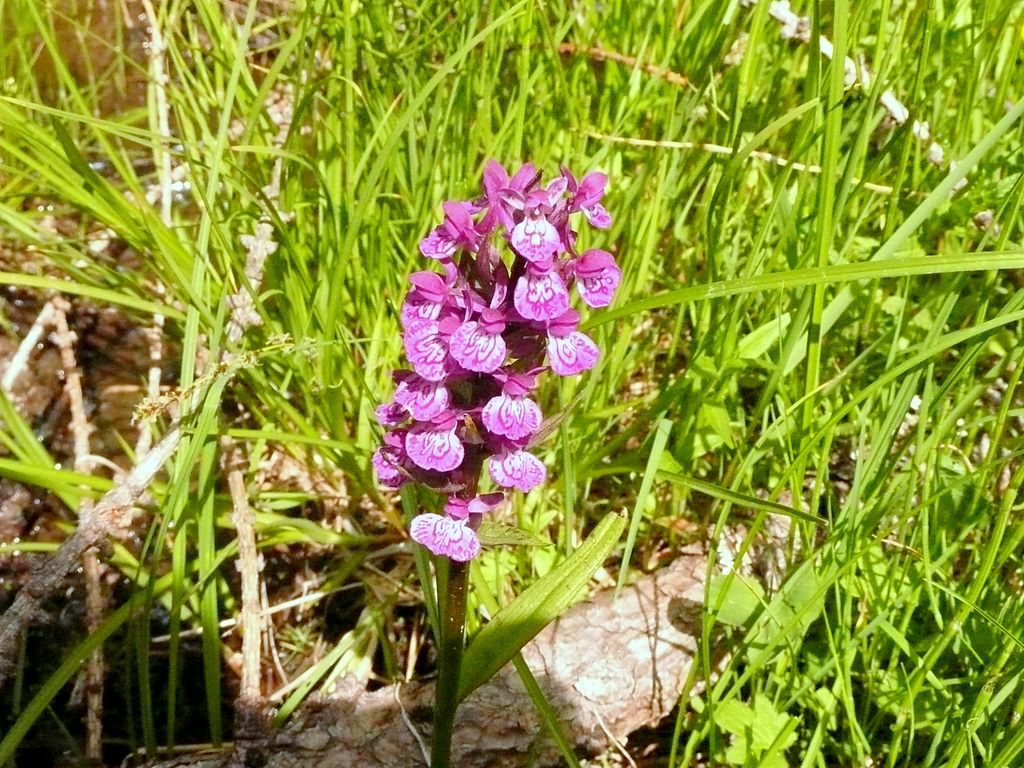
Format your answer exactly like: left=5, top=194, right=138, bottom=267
left=0, top=423, right=181, bottom=687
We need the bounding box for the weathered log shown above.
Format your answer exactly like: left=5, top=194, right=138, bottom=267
left=148, top=546, right=710, bottom=768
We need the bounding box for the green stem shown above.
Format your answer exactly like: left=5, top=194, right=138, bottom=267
left=431, top=558, right=469, bottom=768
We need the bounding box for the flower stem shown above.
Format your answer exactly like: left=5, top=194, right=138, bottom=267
left=431, top=557, right=469, bottom=768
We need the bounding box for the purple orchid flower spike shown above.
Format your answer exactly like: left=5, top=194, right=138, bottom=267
left=374, top=161, right=619, bottom=560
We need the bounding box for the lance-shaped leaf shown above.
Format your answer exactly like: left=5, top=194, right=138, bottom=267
left=458, top=511, right=625, bottom=701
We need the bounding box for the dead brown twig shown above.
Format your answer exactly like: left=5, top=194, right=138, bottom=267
left=584, top=130, right=896, bottom=195
left=557, top=42, right=691, bottom=89
left=0, top=423, right=181, bottom=688
left=51, top=300, right=106, bottom=760
left=223, top=439, right=267, bottom=737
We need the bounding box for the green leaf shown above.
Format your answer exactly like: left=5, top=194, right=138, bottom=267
left=716, top=697, right=797, bottom=768
left=477, top=520, right=551, bottom=548
left=0, top=588, right=157, bottom=765
left=698, top=401, right=734, bottom=448
left=657, top=467, right=826, bottom=525
left=736, top=313, right=792, bottom=360
left=617, top=419, right=673, bottom=594
left=588, top=250, right=1024, bottom=329
left=458, top=512, right=626, bottom=701
left=708, top=573, right=765, bottom=627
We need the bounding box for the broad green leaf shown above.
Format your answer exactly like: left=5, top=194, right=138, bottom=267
left=470, top=568, right=581, bottom=768
left=745, top=561, right=829, bottom=667
left=458, top=512, right=625, bottom=701
left=698, top=401, right=734, bottom=448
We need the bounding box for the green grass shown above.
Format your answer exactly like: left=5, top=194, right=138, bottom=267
left=1, top=0, right=1024, bottom=765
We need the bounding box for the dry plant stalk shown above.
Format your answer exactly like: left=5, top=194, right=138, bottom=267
left=557, top=42, right=691, bottom=89
left=223, top=440, right=267, bottom=736
left=51, top=301, right=107, bottom=760
left=137, top=0, right=172, bottom=458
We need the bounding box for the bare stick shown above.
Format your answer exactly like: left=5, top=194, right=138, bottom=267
left=584, top=130, right=895, bottom=195
left=137, top=0, right=172, bottom=458
left=223, top=439, right=266, bottom=736
left=557, top=42, right=691, bottom=89
left=1, top=300, right=56, bottom=395
left=0, top=423, right=181, bottom=687
left=51, top=301, right=106, bottom=760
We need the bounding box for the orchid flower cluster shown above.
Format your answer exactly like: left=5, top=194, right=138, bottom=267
left=373, top=160, right=620, bottom=562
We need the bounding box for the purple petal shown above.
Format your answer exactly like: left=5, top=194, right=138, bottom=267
left=375, top=402, right=407, bottom=427
left=547, top=331, right=600, bottom=376
left=408, top=270, right=451, bottom=299
left=574, top=250, right=621, bottom=307
left=489, top=450, right=547, bottom=492
left=401, top=296, right=442, bottom=327
left=405, top=422, right=464, bottom=472
left=444, top=491, right=505, bottom=520
left=509, top=163, right=538, bottom=191
left=502, top=370, right=540, bottom=397
left=510, top=212, right=562, bottom=264
left=410, top=513, right=480, bottom=561
left=560, top=166, right=579, bottom=193
left=403, top=320, right=449, bottom=381
left=419, top=227, right=457, bottom=260
left=583, top=203, right=612, bottom=229
left=574, top=171, right=607, bottom=207
left=482, top=393, right=543, bottom=441
left=441, top=200, right=481, bottom=250
left=449, top=320, right=507, bottom=373
left=467, top=491, right=506, bottom=514
left=513, top=270, right=571, bottom=321
left=545, top=175, right=568, bottom=205
left=483, top=160, right=510, bottom=199
left=373, top=447, right=406, bottom=489
left=394, top=376, right=450, bottom=421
